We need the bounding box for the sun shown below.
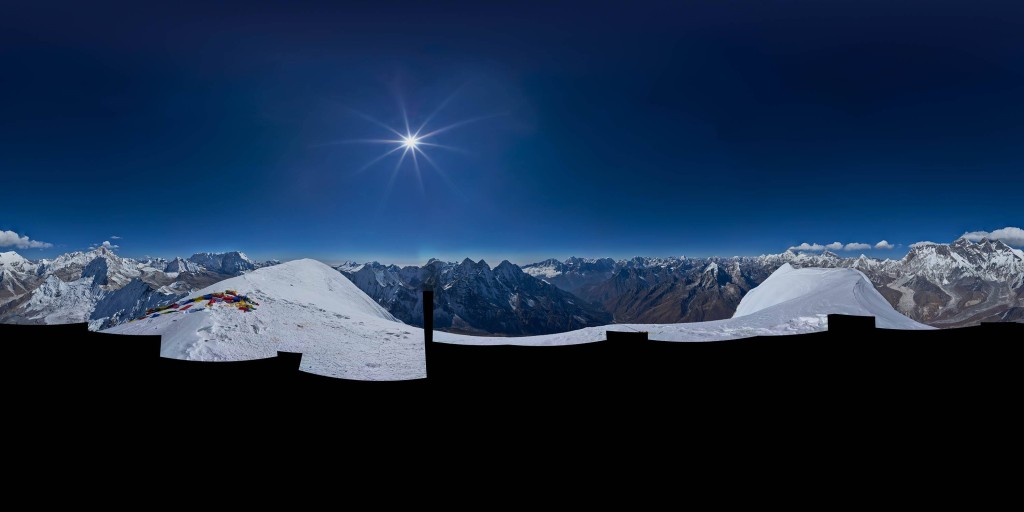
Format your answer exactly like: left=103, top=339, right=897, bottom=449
left=401, top=134, right=420, bottom=149
left=317, top=90, right=498, bottom=199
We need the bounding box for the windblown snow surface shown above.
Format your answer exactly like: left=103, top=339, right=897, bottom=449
left=105, top=260, right=931, bottom=380
left=104, top=259, right=424, bottom=380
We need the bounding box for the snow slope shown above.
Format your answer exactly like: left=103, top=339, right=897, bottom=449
left=106, top=260, right=929, bottom=379
left=0, top=251, right=29, bottom=266
left=22, top=275, right=101, bottom=324
left=105, top=259, right=423, bottom=380
left=732, top=264, right=926, bottom=329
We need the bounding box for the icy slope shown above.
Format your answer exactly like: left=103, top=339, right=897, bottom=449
left=105, top=259, right=423, bottom=380
left=733, top=263, right=926, bottom=329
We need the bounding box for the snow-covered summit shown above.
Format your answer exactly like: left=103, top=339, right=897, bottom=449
left=334, top=261, right=365, bottom=273
left=188, top=251, right=256, bottom=274
left=733, top=264, right=928, bottom=329
left=165, top=256, right=203, bottom=274
left=0, top=251, right=28, bottom=266
left=522, top=258, right=565, bottom=279
left=106, top=259, right=418, bottom=380
left=901, top=235, right=1024, bottom=282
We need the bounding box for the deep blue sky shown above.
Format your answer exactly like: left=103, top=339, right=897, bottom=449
left=2, top=1, right=1021, bottom=265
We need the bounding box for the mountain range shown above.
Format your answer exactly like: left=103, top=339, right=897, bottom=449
left=337, top=258, right=611, bottom=335
left=338, top=237, right=1022, bottom=333
left=3, top=236, right=1021, bottom=336
left=520, top=237, right=1023, bottom=328
left=0, top=248, right=279, bottom=329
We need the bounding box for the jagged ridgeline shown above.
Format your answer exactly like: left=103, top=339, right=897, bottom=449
left=3, top=236, right=1021, bottom=337
left=0, top=247, right=280, bottom=329
left=337, top=258, right=612, bottom=336
left=339, top=237, right=1023, bottom=334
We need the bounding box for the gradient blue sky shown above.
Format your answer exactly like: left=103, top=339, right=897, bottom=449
left=2, top=1, right=1021, bottom=265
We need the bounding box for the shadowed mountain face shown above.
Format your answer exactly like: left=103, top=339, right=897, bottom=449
left=576, top=259, right=763, bottom=323
left=337, top=259, right=611, bottom=336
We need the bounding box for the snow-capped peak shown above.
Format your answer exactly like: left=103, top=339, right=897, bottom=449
left=165, top=256, right=202, bottom=274
left=106, top=259, right=417, bottom=380
left=0, top=251, right=27, bottom=266
left=334, top=261, right=365, bottom=273
left=733, top=263, right=929, bottom=330
left=522, top=258, right=565, bottom=279
left=187, top=251, right=256, bottom=274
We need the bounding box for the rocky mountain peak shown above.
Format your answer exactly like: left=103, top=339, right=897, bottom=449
left=165, top=256, right=202, bottom=274
left=952, top=236, right=973, bottom=247
left=188, top=251, right=256, bottom=274
left=493, top=260, right=520, bottom=281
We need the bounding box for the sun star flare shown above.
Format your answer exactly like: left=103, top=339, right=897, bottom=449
left=401, top=134, right=420, bottom=149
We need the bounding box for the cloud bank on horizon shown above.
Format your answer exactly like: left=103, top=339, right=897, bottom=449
left=960, top=227, right=1024, bottom=247
left=910, top=227, right=1024, bottom=249
left=8, top=227, right=1023, bottom=260
left=789, top=241, right=892, bottom=252
left=790, top=228, right=1024, bottom=253
left=0, top=229, right=52, bottom=249
left=789, top=227, right=1024, bottom=253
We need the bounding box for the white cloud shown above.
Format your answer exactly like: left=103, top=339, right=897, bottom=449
left=911, top=241, right=938, bottom=248
left=89, top=240, right=119, bottom=250
left=874, top=240, right=895, bottom=250
left=961, top=227, right=1024, bottom=247
left=0, top=229, right=53, bottom=249
left=790, top=241, right=877, bottom=252
left=789, top=242, right=826, bottom=251
left=110, top=235, right=121, bottom=240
